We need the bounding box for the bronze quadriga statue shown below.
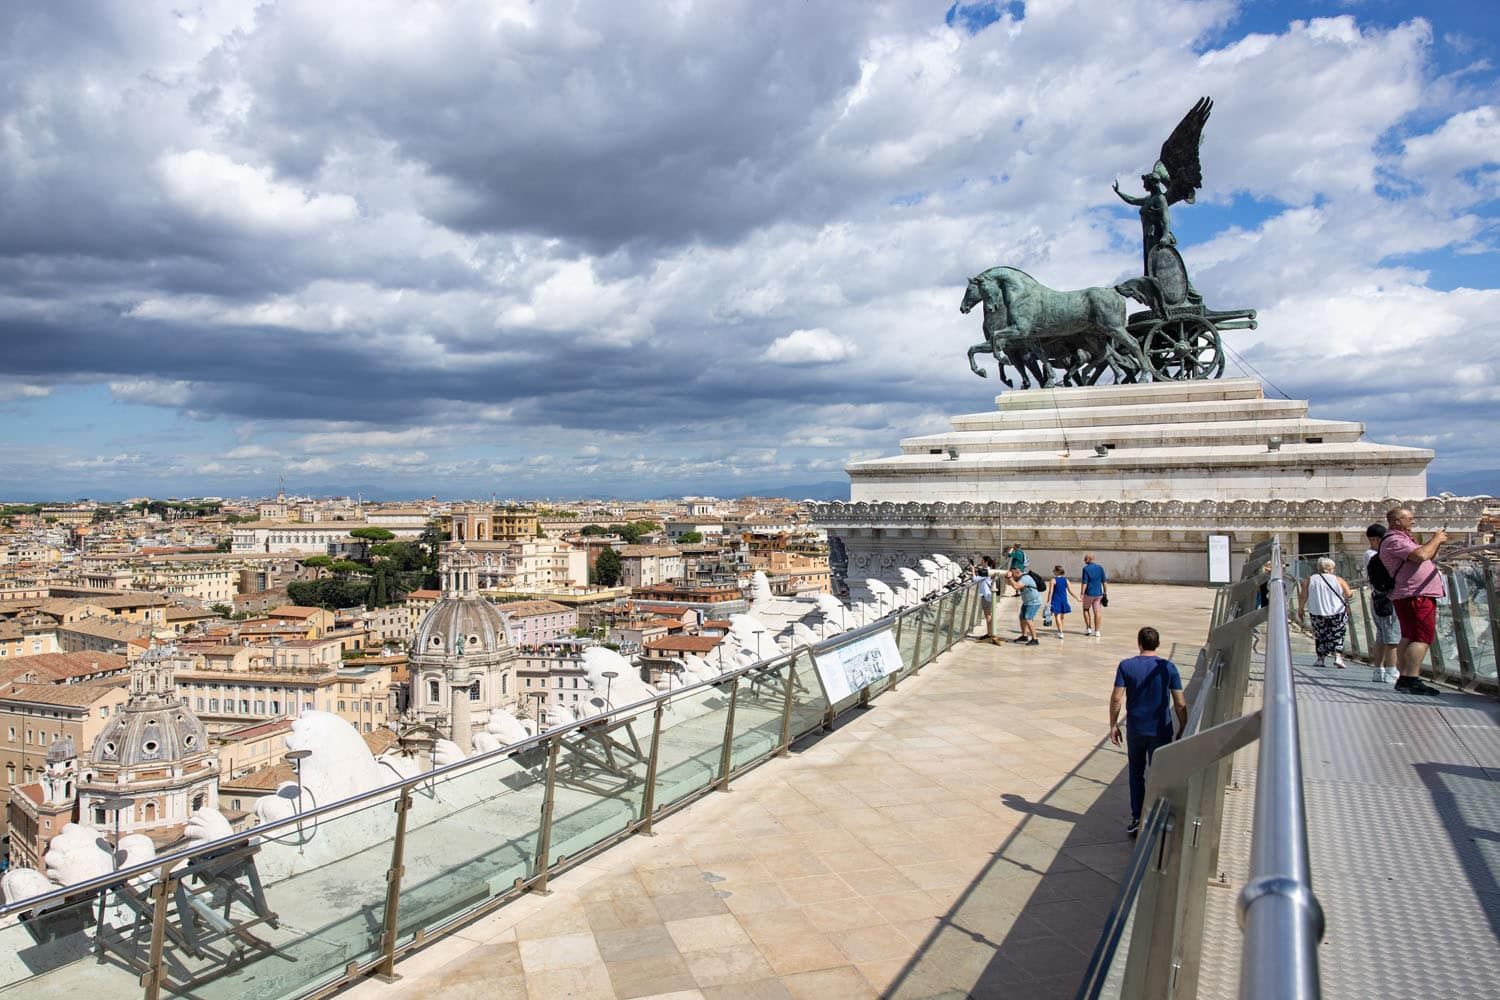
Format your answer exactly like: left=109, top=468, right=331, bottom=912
left=963, top=98, right=1257, bottom=387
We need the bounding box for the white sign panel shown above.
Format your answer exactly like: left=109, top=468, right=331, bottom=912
left=813, top=628, right=904, bottom=704
left=1208, top=534, right=1231, bottom=584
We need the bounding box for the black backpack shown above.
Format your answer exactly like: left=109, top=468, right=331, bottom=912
left=1367, top=542, right=1397, bottom=594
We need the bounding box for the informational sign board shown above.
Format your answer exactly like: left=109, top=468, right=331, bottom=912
left=812, top=627, right=904, bottom=704
left=1208, top=534, right=1231, bottom=584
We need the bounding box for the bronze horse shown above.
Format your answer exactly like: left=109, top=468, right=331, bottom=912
left=961, top=267, right=1162, bottom=387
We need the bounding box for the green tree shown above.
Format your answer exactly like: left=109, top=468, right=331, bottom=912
left=302, top=555, right=334, bottom=569
left=331, top=559, right=370, bottom=575
left=580, top=524, right=608, bottom=537
left=350, top=526, right=395, bottom=541
left=595, top=547, right=622, bottom=587
left=417, top=519, right=445, bottom=588
left=209, top=602, right=233, bottom=617
left=214, top=539, right=232, bottom=552
left=288, top=577, right=371, bottom=609
left=370, top=541, right=426, bottom=572
left=366, top=562, right=404, bottom=608
left=678, top=531, right=703, bottom=544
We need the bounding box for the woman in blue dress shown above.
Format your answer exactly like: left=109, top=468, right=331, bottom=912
left=1048, top=565, right=1073, bottom=639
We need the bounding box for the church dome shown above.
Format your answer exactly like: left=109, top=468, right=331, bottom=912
left=411, top=597, right=512, bottom=658
left=89, top=641, right=209, bottom=768
left=45, top=736, right=75, bottom=764
left=409, top=543, right=514, bottom=662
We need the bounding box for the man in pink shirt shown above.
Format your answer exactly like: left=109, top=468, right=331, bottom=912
left=1378, top=507, right=1448, bottom=696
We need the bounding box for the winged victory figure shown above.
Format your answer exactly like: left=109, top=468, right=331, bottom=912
left=1112, top=97, right=1212, bottom=272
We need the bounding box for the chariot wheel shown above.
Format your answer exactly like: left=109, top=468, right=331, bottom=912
left=1144, top=317, right=1223, bottom=381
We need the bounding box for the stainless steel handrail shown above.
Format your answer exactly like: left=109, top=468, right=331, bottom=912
left=1237, top=542, right=1323, bottom=998
left=0, top=582, right=971, bottom=919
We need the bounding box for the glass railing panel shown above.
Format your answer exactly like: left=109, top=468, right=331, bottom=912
left=395, top=748, right=546, bottom=939
left=729, top=661, right=790, bottom=770
left=1343, top=584, right=1367, bottom=660
left=895, top=614, right=922, bottom=671
left=1430, top=572, right=1462, bottom=681
left=1452, top=562, right=1496, bottom=680
left=785, top=654, right=828, bottom=742
left=159, top=789, right=401, bottom=998
left=547, top=705, right=655, bottom=867
left=0, top=889, right=136, bottom=997
left=652, top=680, right=733, bottom=810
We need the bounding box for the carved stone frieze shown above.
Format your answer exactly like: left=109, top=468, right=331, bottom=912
left=811, top=497, right=1486, bottom=529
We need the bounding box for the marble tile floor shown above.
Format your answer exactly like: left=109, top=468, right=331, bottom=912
left=343, top=583, right=1215, bottom=1000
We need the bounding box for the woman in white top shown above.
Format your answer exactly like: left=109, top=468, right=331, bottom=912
left=1300, top=557, right=1352, bottom=668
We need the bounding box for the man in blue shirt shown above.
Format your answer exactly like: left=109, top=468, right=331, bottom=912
left=1109, top=626, right=1186, bottom=836
left=1080, top=554, right=1108, bottom=637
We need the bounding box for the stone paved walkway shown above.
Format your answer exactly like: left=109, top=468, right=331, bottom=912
left=346, top=583, right=1214, bottom=999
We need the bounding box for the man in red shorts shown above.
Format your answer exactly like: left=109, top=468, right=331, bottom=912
left=1378, top=507, right=1448, bottom=696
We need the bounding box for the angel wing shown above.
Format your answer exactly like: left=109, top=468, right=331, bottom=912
left=1158, top=96, right=1212, bottom=205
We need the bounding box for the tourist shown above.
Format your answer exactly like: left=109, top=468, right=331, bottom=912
left=1048, top=565, right=1073, bottom=639
left=1299, top=557, right=1351, bottom=668
left=1378, top=507, right=1448, bottom=696
left=1080, top=554, right=1108, bottom=636
left=1007, top=543, right=1028, bottom=574
left=1109, top=626, right=1186, bottom=837
left=1364, top=523, right=1400, bottom=684
left=1008, top=569, right=1042, bottom=645
left=973, top=556, right=996, bottom=641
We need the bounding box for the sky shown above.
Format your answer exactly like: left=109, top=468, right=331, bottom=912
left=1, top=0, right=1497, bottom=501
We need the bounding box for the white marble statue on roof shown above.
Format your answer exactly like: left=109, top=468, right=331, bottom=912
left=42, top=823, right=114, bottom=887
left=579, top=646, right=657, bottom=708
left=0, top=866, right=55, bottom=905
left=183, top=807, right=233, bottom=847
left=472, top=707, right=530, bottom=751
left=813, top=593, right=854, bottom=633
left=432, top=739, right=466, bottom=767
left=897, top=567, right=924, bottom=606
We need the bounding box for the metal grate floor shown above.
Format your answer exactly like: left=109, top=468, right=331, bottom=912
left=1202, top=647, right=1500, bottom=999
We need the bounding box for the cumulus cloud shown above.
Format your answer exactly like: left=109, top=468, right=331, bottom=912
left=763, top=328, right=855, bottom=365
left=0, top=2, right=1497, bottom=497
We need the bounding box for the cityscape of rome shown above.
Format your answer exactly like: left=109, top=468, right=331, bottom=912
left=0, top=492, right=835, bottom=866
left=3, top=2, right=1499, bottom=999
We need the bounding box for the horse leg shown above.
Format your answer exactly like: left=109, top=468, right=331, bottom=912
left=967, top=343, right=991, bottom=378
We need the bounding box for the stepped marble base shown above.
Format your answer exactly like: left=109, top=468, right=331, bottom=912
left=815, top=380, right=1477, bottom=586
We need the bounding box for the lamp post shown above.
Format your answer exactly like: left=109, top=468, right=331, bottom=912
left=284, top=749, right=312, bottom=815
left=529, top=691, right=547, bottom=730
left=601, top=670, right=618, bottom=709
left=94, top=795, right=135, bottom=952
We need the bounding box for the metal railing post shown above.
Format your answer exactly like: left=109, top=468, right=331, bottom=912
left=142, top=864, right=175, bottom=1000
left=717, top=676, right=739, bottom=791
left=1238, top=542, right=1324, bottom=998
left=911, top=612, right=928, bottom=672
left=944, top=590, right=960, bottom=651
left=530, top=734, right=562, bottom=894
left=373, top=786, right=414, bottom=981
left=637, top=701, right=665, bottom=834
left=776, top=655, right=797, bottom=757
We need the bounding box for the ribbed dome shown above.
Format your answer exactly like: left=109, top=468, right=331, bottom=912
left=45, top=736, right=75, bottom=764
left=91, top=696, right=208, bottom=767
left=90, top=641, right=209, bottom=768
left=410, top=596, right=512, bottom=659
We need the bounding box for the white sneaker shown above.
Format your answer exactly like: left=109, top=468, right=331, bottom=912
left=1334, top=654, right=1345, bottom=669
left=1383, top=667, right=1399, bottom=684
left=1371, top=667, right=1384, bottom=683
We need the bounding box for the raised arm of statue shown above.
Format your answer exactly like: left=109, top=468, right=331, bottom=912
left=1112, top=179, right=1147, bottom=206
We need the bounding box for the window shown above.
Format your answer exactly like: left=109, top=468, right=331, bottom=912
left=98, top=707, right=108, bottom=719
left=254, top=700, right=265, bottom=714
left=270, top=700, right=281, bottom=714
left=239, top=699, right=250, bottom=714
left=196, top=698, right=205, bottom=710
left=468, top=681, right=480, bottom=702
left=363, top=701, right=371, bottom=712
left=427, top=679, right=440, bottom=703
left=209, top=698, right=219, bottom=711
left=94, top=807, right=106, bottom=825
left=6, top=727, right=12, bottom=741
left=338, top=700, right=346, bottom=712
left=303, top=702, right=314, bottom=712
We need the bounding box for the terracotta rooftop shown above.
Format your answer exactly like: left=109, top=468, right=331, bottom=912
left=0, top=651, right=128, bottom=684
left=644, top=634, right=723, bottom=654
left=0, top=678, right=127, bottom=707
left=268, top=606, right=325, bottom=619
left=498, top=600, right=572, bottom=618
left=221, top=761, right=296, bottom=792
left=406, top=589, right=441, bottom=600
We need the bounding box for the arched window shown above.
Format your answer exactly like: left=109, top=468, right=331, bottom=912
left=468, top=680, right=480, bottom=702
left=144, top=801, right=157, bottom=822
left=428, top=678, right=441, bottom=703
left=192, top=793, right=204, bottom=811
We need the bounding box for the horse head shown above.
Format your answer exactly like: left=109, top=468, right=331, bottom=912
left=960, top=277, right=984, bottom=315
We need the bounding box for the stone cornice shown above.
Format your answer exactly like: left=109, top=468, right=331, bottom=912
left=811, top=497, right=1488, bottom=528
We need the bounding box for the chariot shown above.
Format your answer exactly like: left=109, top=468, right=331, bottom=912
left=1121, top=243, right=1257, bottom=382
